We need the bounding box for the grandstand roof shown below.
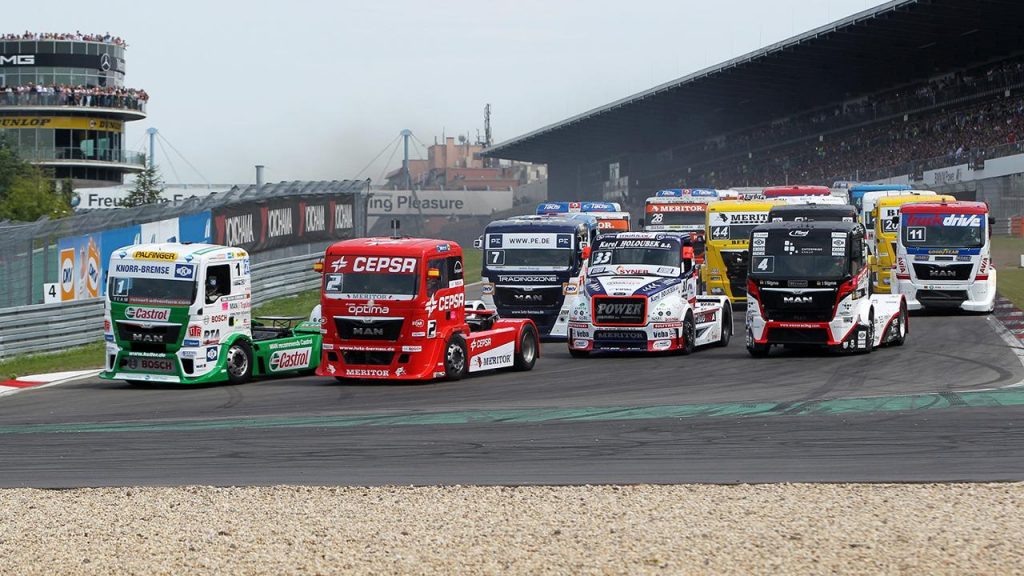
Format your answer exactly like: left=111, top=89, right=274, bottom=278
left=484, top=0, right=1024, bottom=164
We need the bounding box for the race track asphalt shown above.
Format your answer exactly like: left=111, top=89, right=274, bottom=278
left=0, top=312, right=1022, bottom=487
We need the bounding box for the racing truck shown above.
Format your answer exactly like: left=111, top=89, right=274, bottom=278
left=535, top=201, right=631, bottom=232
left=478, top=214, right=598, bottom=338
left=567, top=232, right=732, bottom=356
left=316, top=236, right=539, bottom=381
left=892, top=201, right=996, bottom=312
left=769, top=203, right=857, bottom=223
left=745, top=221, right=908, bottom=356
left=99, top=243, right=322, bottom=385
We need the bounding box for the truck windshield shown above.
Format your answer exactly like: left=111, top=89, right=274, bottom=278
left=750, top=231, right=848, bottom=280
left=324, top=272, right=419, bottom=300
left=901, top=213, right=985, bottom=248
left=485, top=248, right=571, bottom=269
left=708, top=211, right=770, bottom=242
left=591, top=238, right=681, bottom=270
left=645, top=207, right=705, bottom=228
left=108, top=276, right=196, bottom=306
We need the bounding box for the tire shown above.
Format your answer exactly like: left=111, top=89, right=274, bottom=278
left=225, top=341, right=253, bottom=385
left=569, top=348, right=590, bottom=358
left=443, top=335, right=468, bottom=381
left=746, top=328, right=769, bottom=358
left=890, top=302, right=908, bottom=346
left=513, top=326, right=539, bottom=371
left=679, top=312, right=696, bottom=355
left=716, top=308, right=732, bottom=348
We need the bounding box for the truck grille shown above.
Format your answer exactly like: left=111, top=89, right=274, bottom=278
left=494, top=286, right=564, bottom=308
left=335, top=318, right=404, bottom=341
left=592, top=297, right=646, bottom=326
left=593, top=330, right=648, bottom=351
left=760, top=289, right=836, bottom=322
left=721, top=251, right=749, bottom=297
left=768, top=327, right=829, bottom=344
left=116, top=322, right=182, bottom=351
left=342, top=351, right=395, bottom=365
left=917, top=289, right=968, bottom=308
left=912, top=263, right=973, bottom=282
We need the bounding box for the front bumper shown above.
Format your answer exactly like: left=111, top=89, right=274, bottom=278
left=567, top=322, right=682, bottom=353
left=896, top=272, right=995, bottom=312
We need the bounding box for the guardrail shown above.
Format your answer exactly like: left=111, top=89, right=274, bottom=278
left=0, top=252, right=323, bottom=361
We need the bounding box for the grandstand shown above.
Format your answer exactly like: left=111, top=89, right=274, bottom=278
left=482, top=0, right=1024, bottom=216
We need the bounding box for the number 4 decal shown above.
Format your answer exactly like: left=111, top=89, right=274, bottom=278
left=754, top=256, right=774, bottom=273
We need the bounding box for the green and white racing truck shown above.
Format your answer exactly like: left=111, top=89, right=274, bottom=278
left=99, top=243, right=321, bottom=385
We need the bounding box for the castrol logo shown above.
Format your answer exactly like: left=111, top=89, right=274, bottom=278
left=124, top=307, right=170, bottom=322
left=269, top=348, right=312, bottom=372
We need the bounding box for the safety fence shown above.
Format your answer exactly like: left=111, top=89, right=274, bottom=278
left=0, top=251, right=323, bottom=361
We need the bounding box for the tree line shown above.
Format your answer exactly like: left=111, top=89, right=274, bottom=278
left=0, top=136, right=164, bottom=222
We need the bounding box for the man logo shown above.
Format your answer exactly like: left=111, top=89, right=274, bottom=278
left=352, top=326, right=385, bottom=337
left=513, top=294, right=543, bottom=303
left=783, top=296, right=814, bottom=305
left=929, top=269, right=957, bottom=278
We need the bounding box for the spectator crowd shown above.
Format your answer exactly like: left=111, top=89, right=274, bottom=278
left=0, top=83, right=148, bottom=111
left=0, top=31, right=127, bottom=46
left=653, top=54, right=1024, bottom=190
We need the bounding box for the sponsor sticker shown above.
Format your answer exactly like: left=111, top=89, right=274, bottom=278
left=269, top=347, right=312, bottom=372
left=124, top=307, right=171, bottom=322
left=132, top=250, right=177, bottom=261
left=174, top=264, right=195, bottom=279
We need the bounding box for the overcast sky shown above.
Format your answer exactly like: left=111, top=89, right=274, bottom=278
left=11, top=0, right=888, bottom=185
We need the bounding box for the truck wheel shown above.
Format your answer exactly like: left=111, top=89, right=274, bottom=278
left=716, top=308, right=732, bottom=347
left=569, top=348, right=590, bottom=358
left=225, top=341, right=253, bottom=385
left=889, top=301, right=908, bottom=346
left=443, top=335, right=468, bottom=381
left=513, top=326, right=539, bottom=371
left=679, top=312, right=696, bottom=355
left=746, top=329, right=769, bottom=358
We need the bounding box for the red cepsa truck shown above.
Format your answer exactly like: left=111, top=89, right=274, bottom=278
left=315, top=236, right=540, bottom=381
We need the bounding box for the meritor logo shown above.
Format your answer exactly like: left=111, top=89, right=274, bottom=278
left=269, top=348, right=311, bottom=371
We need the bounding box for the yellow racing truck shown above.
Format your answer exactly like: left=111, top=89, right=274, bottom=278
left=871, top=194, right=955, bottom=293
left=703, top=199, right=780, bottom=304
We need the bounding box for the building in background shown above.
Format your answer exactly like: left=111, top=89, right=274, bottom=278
left=0, top=33, right=147, bottom=187
left=384, top=135, right=546, bottom=192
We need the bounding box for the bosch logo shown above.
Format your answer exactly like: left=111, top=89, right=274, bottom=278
left=124, top=307, right=170, bottom=322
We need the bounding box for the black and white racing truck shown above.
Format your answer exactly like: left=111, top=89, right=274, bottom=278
left=567, top=232, right=732, bottom=356
left=745, top=221, right=908, bottom=356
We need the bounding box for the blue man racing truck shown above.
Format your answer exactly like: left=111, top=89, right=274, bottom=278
left=478, top=214, right=598, bottom=339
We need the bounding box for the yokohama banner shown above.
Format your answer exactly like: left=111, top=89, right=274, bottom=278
left=213, top=194, right=356, bottom=252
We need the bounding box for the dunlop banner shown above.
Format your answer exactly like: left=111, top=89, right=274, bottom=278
left=213, top=194, right=357, bottom=252
left=0, top=116, right=124, bottom=131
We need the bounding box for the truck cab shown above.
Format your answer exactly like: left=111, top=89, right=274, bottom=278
left=860, top=189, right=937, bottom=251
left=317, top=237, right=540, bottom=381
left=849, top=184, right=913, bottom=213
left=769, top=203, right=857, bottom=223
left=535, top=201, right=630, bottom=232
left=702, top=199, right=780, bottom=303
left=871, top=194, right=955, bottom=293
left=567, top=232, right=732, bottom=356
left=99, top=243, right=321, bottom=385
left=892, top=201, right=996, bottom=312
left=745, top=222, right=908, bottom=356
left=479, top=214, right=597, bottom=339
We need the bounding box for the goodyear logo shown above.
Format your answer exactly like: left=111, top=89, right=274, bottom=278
left=132, top=251, right=178, bottom=262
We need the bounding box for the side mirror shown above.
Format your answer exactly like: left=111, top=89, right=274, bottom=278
left=473, top=236, right=483, bottom=249
left=313, top=257, right=324, bottom=273
left=581, top=246, right=592, bottom=260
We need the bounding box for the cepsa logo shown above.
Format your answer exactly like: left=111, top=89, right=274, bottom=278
left=330, top=256, right=417, bottom=274
left=471, top=337, right=492, bottom=351
left=124, top=307, right=171, bottom=322
left=426, top=292, right=465, bottom=316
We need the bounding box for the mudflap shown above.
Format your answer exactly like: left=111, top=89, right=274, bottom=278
left=868, top=294, right=905, bottom=348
